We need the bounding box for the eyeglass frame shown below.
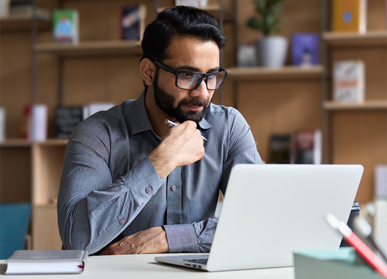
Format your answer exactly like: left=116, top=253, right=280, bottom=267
left=151, top=59, right=227, bottom=91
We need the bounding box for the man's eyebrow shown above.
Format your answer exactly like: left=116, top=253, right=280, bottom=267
left=176, top=65, right=220, bottom=72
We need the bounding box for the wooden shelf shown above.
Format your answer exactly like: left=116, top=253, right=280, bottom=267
left=34, top=40, right=143, bottom=56
left=0, top=139, right=69, bottom=147
left=0, top=14, right=50, bottom=32
left=226, top=65, right=324, bottom=81
left=34, top=139, right=69, bottom=146
left=323, top=100, right=387, bottom=110
left=323, top=31, right=387, bottom=46
left=0, top=139, right=31, bottom=147
left=157, top=5, right=234, bottom=21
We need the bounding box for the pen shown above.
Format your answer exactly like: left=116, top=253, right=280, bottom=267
left=164, top=119, right=207, bottom=141
left=326, top=214, right=387, bottom=277
left=354, top=217, right=387, bottom=264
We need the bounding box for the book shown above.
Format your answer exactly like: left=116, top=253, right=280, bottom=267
left=294, top=130, right=322, bottom=164
left=53, top=10, right=79, bottom=44
left=332, top=0, right=367, bottom=33
left=31, top=104, right=48, bottom=142
left=0, top=106, right=5, bottom=142
left=22, top=104, right=48, bottom=141
left=55, top=106, right=83, bottom=139
left=121, top=5, right=146, bottom=41
left=333, top=60, right=365, bottom=103
left=294, top=248, right=385, bottom=279
left=5, top=250, right=88, bottom=274
left=291, top=33, right=320, bottom=66
left=268, top=134, right=294, bottom=164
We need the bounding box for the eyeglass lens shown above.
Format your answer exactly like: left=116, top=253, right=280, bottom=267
left=177, top=72, right=225, bottom=90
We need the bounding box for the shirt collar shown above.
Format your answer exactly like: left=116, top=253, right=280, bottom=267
left=126, top=88, right=213, bottom=137
left=126, top=89, right=153, bottom=138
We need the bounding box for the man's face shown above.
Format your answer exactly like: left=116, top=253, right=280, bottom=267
left=153, top=36, right=220, bottom=123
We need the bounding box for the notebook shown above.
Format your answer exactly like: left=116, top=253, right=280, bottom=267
left=5, top=250, right=88, bottom=274
left=155, top=164, right=363, bottom=272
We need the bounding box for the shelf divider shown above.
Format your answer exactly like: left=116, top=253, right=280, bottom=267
left=322, top=31, right=387, bottom=46
left=226, top=65, right=324, bottom=81
left=323, top=100, right=387, bottom=110
left=34, top=40, right=143, bottom=56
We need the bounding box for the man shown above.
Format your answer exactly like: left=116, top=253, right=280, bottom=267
left=57, top=6, right=262, bottom=255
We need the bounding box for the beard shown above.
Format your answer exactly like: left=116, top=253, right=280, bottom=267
left=153, top=72, right=210, bottom=123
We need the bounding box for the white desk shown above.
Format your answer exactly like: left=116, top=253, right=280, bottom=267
left=0, top=254, right=295, bottom=279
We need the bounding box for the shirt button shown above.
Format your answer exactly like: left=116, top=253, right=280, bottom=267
left=171, top=185, right=177, bottom=191
left=145, top=187, right=153, bottom=194
left=119, top=218, right=125, bottom=225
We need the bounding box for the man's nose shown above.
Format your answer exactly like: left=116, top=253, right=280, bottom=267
left=190, top=78, right=209, bottom=100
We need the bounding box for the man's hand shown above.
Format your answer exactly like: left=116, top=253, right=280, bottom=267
left=99, top=227, right=168, bottom=255
left=149, top=120, right=205, bottom=178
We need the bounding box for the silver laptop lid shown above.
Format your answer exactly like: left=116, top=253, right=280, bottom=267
left=207, top=164, right=363, bottom=271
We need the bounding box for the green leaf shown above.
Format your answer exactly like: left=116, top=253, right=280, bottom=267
left=247, top=17, right=264, bottom=30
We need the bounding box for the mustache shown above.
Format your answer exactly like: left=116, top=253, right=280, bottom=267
left=178, top=98, right=209, bottom=107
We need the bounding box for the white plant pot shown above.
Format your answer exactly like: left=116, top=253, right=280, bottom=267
left=255, top=36, right=288, bottom=68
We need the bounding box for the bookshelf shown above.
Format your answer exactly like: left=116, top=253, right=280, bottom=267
left=322, top=18, right=387, bottom=204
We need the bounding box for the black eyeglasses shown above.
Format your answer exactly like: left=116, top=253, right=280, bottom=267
left=152, top=60, right=227, bottom=91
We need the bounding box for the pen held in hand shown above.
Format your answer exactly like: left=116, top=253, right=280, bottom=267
left=164, top=119, right=207, bottom=141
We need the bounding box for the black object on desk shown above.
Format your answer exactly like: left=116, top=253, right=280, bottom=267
left=340, top=202, right=361, bottom=247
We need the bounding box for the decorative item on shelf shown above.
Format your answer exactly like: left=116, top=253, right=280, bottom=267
left=55, top=106, right=83, bottom=139
left=294, top=130, right=322, bottom=164
left=268, top=134, right=293, bottom=164
left=0, top=0, right=10, bottom=18
left=83, top=103, right=115, bottom=120
left=53, top=10, right=79, bottom=44
left=22, top=104, right=48, bottom=142
left=9, top=1, right=51, bottom=21
left=375, top=165, right=387, bottom=199
left=0, top=106, right=5, bottom=142
left=237, top=42, right=256, bottom=67
left=333, top=60, right=365, bottom=103
left=291, top=33, right=319, bottom=67
left=247, top=0, right=288, bottom=68
left=120, top=5, right=146, bottom=41
left=332, top=0, right=367, bottom=33
left=175, top=0, right=208, bottom=7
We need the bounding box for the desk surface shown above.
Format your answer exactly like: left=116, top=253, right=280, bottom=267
left=0, top=254, right=295, bottom=279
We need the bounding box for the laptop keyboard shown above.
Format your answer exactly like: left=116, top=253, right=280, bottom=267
left=183, top=258, right=208, bottom=265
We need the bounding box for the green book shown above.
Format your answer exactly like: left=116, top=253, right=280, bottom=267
left=53, top=9, right=79, bottom=44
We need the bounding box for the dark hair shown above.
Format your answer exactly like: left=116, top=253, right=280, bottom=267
left=141, top=6, right=227, bottom=62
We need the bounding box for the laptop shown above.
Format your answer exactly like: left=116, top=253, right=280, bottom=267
left=155, top=164, right=363, bottom=272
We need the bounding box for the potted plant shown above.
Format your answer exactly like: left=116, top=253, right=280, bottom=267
left=247, top=0, right=288, bottom=68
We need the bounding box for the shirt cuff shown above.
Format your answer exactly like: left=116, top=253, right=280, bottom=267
left=163, top=224, right=200, bottom=253
left=123, top=157, right=165, bottom=206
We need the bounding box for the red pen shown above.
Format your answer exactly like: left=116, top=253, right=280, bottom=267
left=326, top=214, right=387, bottom=277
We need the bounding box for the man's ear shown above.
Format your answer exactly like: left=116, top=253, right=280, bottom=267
left=140, top=58, right=156, bottom=86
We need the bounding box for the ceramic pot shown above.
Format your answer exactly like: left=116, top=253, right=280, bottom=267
left=255, top=36, right=288, bottom=68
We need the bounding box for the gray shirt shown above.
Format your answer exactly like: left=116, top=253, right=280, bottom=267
left=57, top=90, right=262, bottom=255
